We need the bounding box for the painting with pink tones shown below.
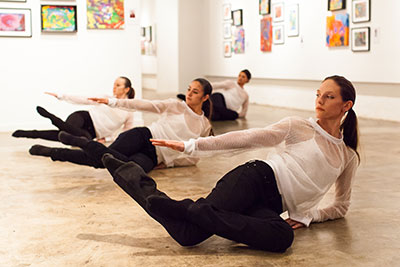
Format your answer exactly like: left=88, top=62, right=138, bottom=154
left=260, top=16, right=272, bottom=52
left=326, top=14, right=349, bottom=47
left=233, top=26, right=245, bottom=54
left=87, top=0, right=124, bottom=29
left=0, top=8, right=31, bottom=37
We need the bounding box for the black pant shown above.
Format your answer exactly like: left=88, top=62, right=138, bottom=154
left=210, top=93, right=239, bottom=121
left=50, top=127, right=158, bottom=173
left=111, top=159, right=294, bottom=252
left=19, top=111, right=96, bottom=141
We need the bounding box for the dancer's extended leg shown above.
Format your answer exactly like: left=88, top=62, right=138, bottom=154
left=12, top=130, right=59, bottom=141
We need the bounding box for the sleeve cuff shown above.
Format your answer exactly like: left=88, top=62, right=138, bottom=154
left=108, top=98, right=117, bottom=107
left=183, top=139, right=196, bottom=155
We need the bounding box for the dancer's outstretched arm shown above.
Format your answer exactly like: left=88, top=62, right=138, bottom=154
left=150, top=139, right=184, bottom=152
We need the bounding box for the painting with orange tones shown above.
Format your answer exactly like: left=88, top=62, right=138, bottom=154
left=87, top=0, right=124, bottom=29
left=326, top=14, right=349, bottom=47
left=260, top=16, right=272, bottom=52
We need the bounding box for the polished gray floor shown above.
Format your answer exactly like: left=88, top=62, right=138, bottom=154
left=1, top=91, right=399, bottom=266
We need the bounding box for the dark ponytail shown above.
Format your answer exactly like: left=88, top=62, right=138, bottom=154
left=324, top=75, right=359, bottom=160
left=120, top=76, right=135, bottom=99
left=194, top=78, right=213, bottom=121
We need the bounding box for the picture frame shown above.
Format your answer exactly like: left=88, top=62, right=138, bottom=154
left=352, top=0, right=370, bottom=23
left=41, top=5, right=77, bottom=32
left=223, top=22, right=232, bottom=39
left=272, top=3, right=284, bottom=22
left=0, top=8, right=31, bottom=37
left=273, top=25, right=284, bottom=44
left=287, top=4, right=299, bottom=37
left=223, top=41, right=232, bottom=58
left=233, top=26, right=245, bottom=53
left=141, top=27, right=145, bottom=37
left=232, top=9, right=243, bottom=26
left=145, top=26, right=152, bottom=42
left=222, top=3, right=232, bottom=21
left=259, top=0, right=271, bottom=15
left=328, top=0, right=346, bottom=11
left=351, top=27, right=370, bottom=52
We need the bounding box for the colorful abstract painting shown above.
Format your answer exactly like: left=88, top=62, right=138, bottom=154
left=41, top=5, right=77, bottom=32
left=260, top=16, right=272, bottom=52
left=233, top=26, right=245, bottom=54
left=328, top=0, right=345, bottom=11
left=0, top=8, right=31, bottom=37
left=259, top=0, right=270, bottom=15
left=87, top=0, right=124, bottom=29
left=352, top=0, right=370, bottom=23
left=287, top=4, right=299, bottom=37
left=326, top=14, right=349, bottom=47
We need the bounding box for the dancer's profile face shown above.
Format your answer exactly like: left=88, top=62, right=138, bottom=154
left=186, top=81, right=209, bottom=107
left=315, top=79, right=352, bottom=120
left=237, top=72, right=249, bottom=86
left=113, top=78, right=130, bottom=99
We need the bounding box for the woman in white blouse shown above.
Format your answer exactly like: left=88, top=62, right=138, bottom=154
left=12, top=76, right=135, bottom=143
left=29, top=78, right=213, bottom=173
left=100, top=75, right=360, bottom=252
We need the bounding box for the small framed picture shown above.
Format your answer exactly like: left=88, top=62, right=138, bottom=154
left=273, top=25, right=284, bottom=44
left=351, top=27, right=370, bottom=52
left=223, top=22, right=232, bottom=39
left=259, top=0, right=271, bottom=15
left=145, top=26, right=152, bottom=42
left=287, top=4, right=299, bottom=37
left=272, top=3, right=284, bottom=22
left=0, top=8, right=31, bottom=37
left=222, top=3, right=232, bottom=21
left=232, top=9, right=243, bottom=26
left=328, top=0, right=346, bottom=11
left=223, top=41, right=232, bottom=57
left=141, top=27, right=145, bottom=37
left=352, top=0, right=370, bottom=23
left=41, top=5, right=77, bottom=32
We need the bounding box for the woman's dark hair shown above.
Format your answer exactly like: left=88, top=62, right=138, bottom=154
left=241, top=69, right=252, bottom=81
left=324, top=75, right=359, bottom=160
left=120, top=76, right=135, bottom=99
left=193, top=78, right=213, bottom=120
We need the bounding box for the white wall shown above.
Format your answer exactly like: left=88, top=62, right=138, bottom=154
left=0, top=1, right=142, bottom=131
left=204, top=0, right=400, bottom=122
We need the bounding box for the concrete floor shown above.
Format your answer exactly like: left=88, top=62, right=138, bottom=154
left=1, top=91, right=400, bottom=266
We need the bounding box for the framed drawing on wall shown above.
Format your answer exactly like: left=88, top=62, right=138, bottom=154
left=352, top=27, right=370, bottom=52
left=272, top=3, right=284, bottom=22
left=232, top=9, right=243, bottom=26
left=259, top=0, right=271, bottom=15
left=145, top=26, right=152, bottom=42
left=222, top=3, right=232, bottom=21
left=41, top=5, right=77, bottom=32
left=273, top=25, right=284, bottom=44
left=328, top=0, right=346, bottom=11
left=223, top=22, right=232, bottom=39
left=223, top=41, right=232, bottom=57
left=0, top=8, right=31, bottom=37
left=352, top=0, right=370, bottom=23
left=287, top=4, right=299, bottom=37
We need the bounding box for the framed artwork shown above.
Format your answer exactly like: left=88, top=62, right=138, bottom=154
left=41, top=5, right=77, bottom=32
left=233, top=26, right=245, bottom=53
left=260, top=16, right=272, bottom=52
left=287, top=4, right=299, bottom=37
left=273, top=25, right=284, bottom=44
left=259, top=0, right=271, bottom=15
left=352, top=0, right=370, bottom=23
left=145, top=26, right=152, bottom=42
left=352, top=27, right=370, bottom=51
left=141, top=27, right=145, bottom=37
left=328, top=0, right=346, bottom=11
left=223, top=41, right=232, bottom=57
left=222, top=3, right=231, bottom=21
left=223, top=22, right=232, bottom=39
left=87, top=0, right=124, bottom=29
left=326, top=14, right=349, bottom=47
left=0, top=8, right=31, bottom=37
left=232, top=9, right=242, bottom=26
left=272, top=3, right=284, bottom=22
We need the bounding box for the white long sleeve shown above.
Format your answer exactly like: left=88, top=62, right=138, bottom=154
left=183, top=117, right=358, bottom=227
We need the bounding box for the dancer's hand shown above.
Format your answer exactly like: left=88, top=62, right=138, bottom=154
left=285, top=218, right=305, bottom=229
left=150, top=139, right=184, bottom=152
left=45, top=92, right=58, bottom=98
left=96, top=138, right=106, bottom=144
left=88, top=97, right=109, bottom=104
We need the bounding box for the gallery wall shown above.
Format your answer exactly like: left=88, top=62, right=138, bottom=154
left=0, top=1, right=142, bottom=131
left=203, top=0, right=400, bottom=121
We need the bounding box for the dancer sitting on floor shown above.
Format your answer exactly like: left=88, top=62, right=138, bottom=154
left=99, top=75, right=360, bottom=252
left=29, top=78, right=213, bottom=173
left=177, top=69, right=251, bottom=121
left=12, top=76, right=135, bottom=143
